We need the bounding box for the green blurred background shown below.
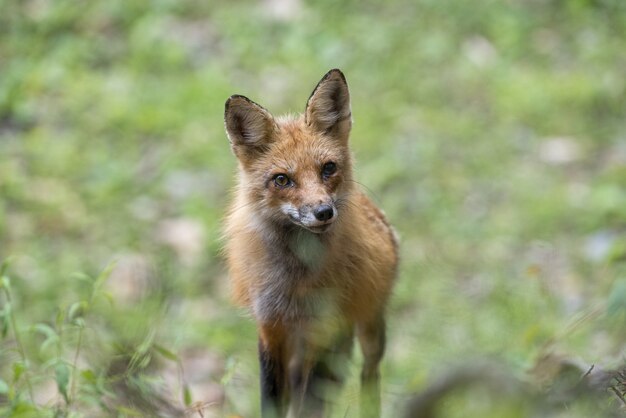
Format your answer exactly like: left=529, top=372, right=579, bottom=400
left=1, top=0, right=626, bottom=416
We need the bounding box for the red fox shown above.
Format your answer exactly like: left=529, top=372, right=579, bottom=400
left=223, top=69, right=398, bottom=418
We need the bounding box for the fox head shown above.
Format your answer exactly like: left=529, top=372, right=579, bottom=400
left=224, top=69, right=354, bottom=234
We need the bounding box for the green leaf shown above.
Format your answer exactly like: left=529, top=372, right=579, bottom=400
left=183, top=384, right=192, bottom=406
left=13, top=361, right=25, bottom=383
left=34, top=323, right=57, bottom=339
left=8, top=401, right=38, bottom=413
left=0, top=259, right=8, bottom=278
left=154, top=344, right=179, bottom=362
left=34, top=323, right=59, bottom=353
left=55, top=308, right=66, bottom=330
left=0, top=276, right=10, bottom=293
left=220, top=356, right=238, bottom=386
left=80, top=369, right=97, bottom=385
left=116, top=406, right=144, bottom=416
left=0, top=378, right=9, bottom=395
left=101, top=291, right=114, bottom=306
left=68, top=301, right=88, bottom=321
left=607, top=278, right=626, bottom=317
left=55, top=362, right=71, bottom=404
left=138, top=353, right=151, bottom=370
left=0, top=307, right=9, bottom=338
left=0, top=259, right=12, bottom=282
left=40, top=335, right=60, bottom=353
left=93, top=262, right=116, bottom=296
left=137, top=331, right=155, bottom=355
left=71, top=272, right=92, bottom=282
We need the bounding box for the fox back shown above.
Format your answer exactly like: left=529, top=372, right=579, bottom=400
left=223, top=69, right=398, bottom=418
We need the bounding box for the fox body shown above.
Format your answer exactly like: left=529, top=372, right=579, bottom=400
left=223, top=69, right=398, bottom=417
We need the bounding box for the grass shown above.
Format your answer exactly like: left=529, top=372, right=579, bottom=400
left=1, top=0, right=626, bottom=416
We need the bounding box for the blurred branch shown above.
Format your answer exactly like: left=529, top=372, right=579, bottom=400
left=404, top=359, right=526, bottom=418
left=609, top=368, right=626, bottom=407
left=404, top=357, right=625, bottom=418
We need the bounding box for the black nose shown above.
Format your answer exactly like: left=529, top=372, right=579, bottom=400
left=313, top=205, right=334, bottom=222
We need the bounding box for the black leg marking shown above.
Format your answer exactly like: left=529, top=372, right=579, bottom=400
left=259, top=339, right=287, bottom=418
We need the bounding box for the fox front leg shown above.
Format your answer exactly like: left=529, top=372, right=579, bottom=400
left=287, top=338, right=322, bottom=418
left=357, top=315, right=386, bottom=418
left=259, top=338, right=287, bottom=418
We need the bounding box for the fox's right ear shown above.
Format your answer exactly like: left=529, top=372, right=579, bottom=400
left=224, top=95, right=276, bottom=161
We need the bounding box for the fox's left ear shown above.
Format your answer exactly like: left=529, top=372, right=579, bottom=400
left=305, top=69, right=351, bottom=141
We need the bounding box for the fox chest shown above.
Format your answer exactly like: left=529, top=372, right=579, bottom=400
left=250, top=230, right=340, bottom=322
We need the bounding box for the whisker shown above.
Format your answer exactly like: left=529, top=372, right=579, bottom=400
left=345, top=179, right=383, bottom=203
left=334, top=199, right=361, bottom=214
left=227, top=199, right=260, bottom=215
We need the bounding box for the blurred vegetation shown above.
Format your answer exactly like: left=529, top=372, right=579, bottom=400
left=1, top=0, right=626, bottom=416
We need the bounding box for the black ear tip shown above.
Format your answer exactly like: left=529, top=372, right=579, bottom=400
left=225, top=95, right=256, bottom=118
left=324, top=68, right=347, bottom=83
left=226, top=94, right=249, bottom=107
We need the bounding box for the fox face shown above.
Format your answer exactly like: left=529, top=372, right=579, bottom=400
left=225, top=70, right=354, bottom=234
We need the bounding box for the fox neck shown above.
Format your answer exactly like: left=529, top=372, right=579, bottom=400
left=251, top=228, right=341, bottom=324
left=250, top=209, right=342, bottom=274
left=287, top=227, right=327, bottom=270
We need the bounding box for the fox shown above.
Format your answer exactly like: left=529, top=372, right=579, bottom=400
left=223, top=69, right=398, bottom=418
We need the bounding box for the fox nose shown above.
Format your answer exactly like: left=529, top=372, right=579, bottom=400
left=313, top=204, right=334, bottom=222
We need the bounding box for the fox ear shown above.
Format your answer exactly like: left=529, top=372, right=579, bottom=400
left=305, top=69, right=352, bottom=141
left=224, top=95, right=276, bottom=160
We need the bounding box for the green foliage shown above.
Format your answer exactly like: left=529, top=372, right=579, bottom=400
left=54, top=362, right=70, bottom=404
left=1, top=0, right=625, bottom=416
left=0, top=261, right=186, bottom=416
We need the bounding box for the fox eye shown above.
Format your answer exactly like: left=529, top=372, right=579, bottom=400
left=322, top=162, right=337, bottom=177
left=273, top=174, right=291, bottom=188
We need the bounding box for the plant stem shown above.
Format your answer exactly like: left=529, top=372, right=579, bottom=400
left=3, top=288, right=35, bottom=404
left=70, top=325, right=84, bottom=405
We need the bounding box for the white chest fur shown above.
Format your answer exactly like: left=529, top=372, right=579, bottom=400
left=288, top=228, right=326, bottom=270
